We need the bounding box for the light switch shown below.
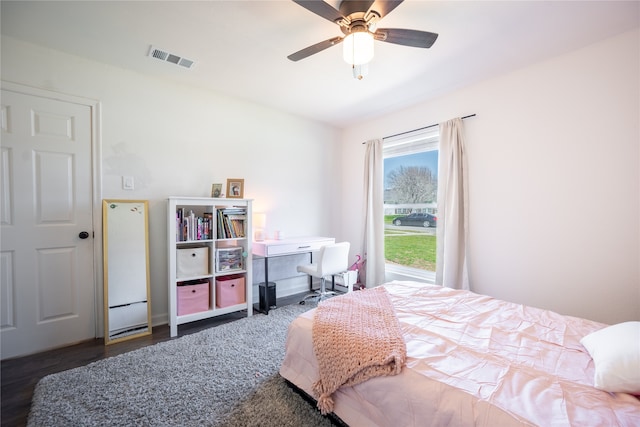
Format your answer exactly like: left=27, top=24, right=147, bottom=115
left=122, top=176, right=134, bottom=190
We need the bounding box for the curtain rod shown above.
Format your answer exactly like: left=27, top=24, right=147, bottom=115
left=362, top=114, right=476, bottom=144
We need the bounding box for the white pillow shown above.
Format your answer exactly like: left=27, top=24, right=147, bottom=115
left=580, top=321, right=640, bottom=394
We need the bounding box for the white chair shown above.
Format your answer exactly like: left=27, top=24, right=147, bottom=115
left=297, top=242, right=350, bottom=304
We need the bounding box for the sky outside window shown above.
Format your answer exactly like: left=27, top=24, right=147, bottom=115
left=384, top=151, right=438, bottom=188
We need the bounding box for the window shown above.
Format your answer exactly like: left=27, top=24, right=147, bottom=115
left=383, top=127, right=439, bottom=281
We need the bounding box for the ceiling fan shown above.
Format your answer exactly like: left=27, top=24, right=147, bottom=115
left=287, top=0, right=438, bottom=79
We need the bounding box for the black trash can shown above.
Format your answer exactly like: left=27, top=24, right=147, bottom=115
left=259, top=282, right=276, bottom=311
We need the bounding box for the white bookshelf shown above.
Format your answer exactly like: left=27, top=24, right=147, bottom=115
left=167, top=197, right=253, bottom=337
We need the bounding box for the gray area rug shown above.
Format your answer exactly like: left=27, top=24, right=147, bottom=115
left=28, top=304, right=334, bottom=427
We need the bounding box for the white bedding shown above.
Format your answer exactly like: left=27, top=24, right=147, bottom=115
left=279, top=281, right=640, bottom=427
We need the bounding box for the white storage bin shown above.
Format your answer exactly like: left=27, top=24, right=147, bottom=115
left=177, top=247, right=209, bottom=278
left=331, top=270, right=358, bottom=293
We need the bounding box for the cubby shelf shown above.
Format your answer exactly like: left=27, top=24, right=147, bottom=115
left=167, top=197, right=253, bottom=337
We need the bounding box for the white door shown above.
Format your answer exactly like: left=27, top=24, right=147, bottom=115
left=0, top=88, right=96, bottom=359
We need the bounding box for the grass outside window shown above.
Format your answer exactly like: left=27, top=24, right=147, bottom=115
left=385, top=215, right=436, bottom=272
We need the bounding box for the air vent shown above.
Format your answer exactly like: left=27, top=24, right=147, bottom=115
left=148, top=46, right=195, bottom=69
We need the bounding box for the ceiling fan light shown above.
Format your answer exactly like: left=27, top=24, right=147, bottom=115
left=343, top=32, right=374, bottom=65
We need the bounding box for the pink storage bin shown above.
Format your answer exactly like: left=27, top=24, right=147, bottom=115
left=216, top=275, right=246, bottom=308
left=177, top=281, right=210, bottom=316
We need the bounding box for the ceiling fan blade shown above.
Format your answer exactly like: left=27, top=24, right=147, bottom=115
left=367, top=0, right=404, bottom=19
left=287, top=36, right=344, bottom=61
left=292, top=0, right=344, bottom=23
left=375, top=28, right=438, bottom=48
left=340, top=0, right=375, bottom=17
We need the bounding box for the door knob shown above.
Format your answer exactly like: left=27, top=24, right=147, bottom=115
left=79, top=231, right=90, bottom=239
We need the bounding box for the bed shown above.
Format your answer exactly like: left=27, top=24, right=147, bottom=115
left=279, top=281, right=640, bottom=426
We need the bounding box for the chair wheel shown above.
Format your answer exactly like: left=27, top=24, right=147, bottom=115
left=299, top=301, right=305, bottom=305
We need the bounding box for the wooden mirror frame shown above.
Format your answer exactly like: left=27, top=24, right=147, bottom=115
left=103, top=199, right=152, bottom=344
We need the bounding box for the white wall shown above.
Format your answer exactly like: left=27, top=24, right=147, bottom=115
left=3, top=27, right=638, bottom=329
left=1, top=37, right=342, bottom=327
left=341, top=29, right=640, bottom=324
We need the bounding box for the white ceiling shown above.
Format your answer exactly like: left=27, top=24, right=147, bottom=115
left=2, top=1, right=638, bottom=128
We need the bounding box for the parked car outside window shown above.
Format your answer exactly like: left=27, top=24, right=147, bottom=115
left=392, top=213, right=437, bottom=228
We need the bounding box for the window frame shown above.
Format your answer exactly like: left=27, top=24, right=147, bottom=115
left=383, top=126, right=439, bottom=283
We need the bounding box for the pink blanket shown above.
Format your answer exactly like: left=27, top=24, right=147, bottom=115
left=311, top=287, right=406, bottom=414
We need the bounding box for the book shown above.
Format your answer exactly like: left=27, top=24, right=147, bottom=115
left=176, top=209, right=213, bottom=241
left=216, top=208, right=246, bottom=239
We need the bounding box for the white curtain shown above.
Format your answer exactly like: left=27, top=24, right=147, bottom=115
left=362, top=138, right=385, bottom=287
left=436, top=118, right=470, bottom=290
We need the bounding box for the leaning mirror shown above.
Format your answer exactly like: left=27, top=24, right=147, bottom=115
left=103, top=199, right=152, bottom=344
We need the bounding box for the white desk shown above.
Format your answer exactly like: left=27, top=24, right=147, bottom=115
left=252, top=236, right=335, bottom=313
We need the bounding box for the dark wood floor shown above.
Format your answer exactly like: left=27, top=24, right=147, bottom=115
left=1, top=295, right=304, bottom=427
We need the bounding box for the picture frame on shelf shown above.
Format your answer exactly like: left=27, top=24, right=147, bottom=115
left=211, top=183, right=223, bottom=198
left=226, top=179, right=244, bottom=199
